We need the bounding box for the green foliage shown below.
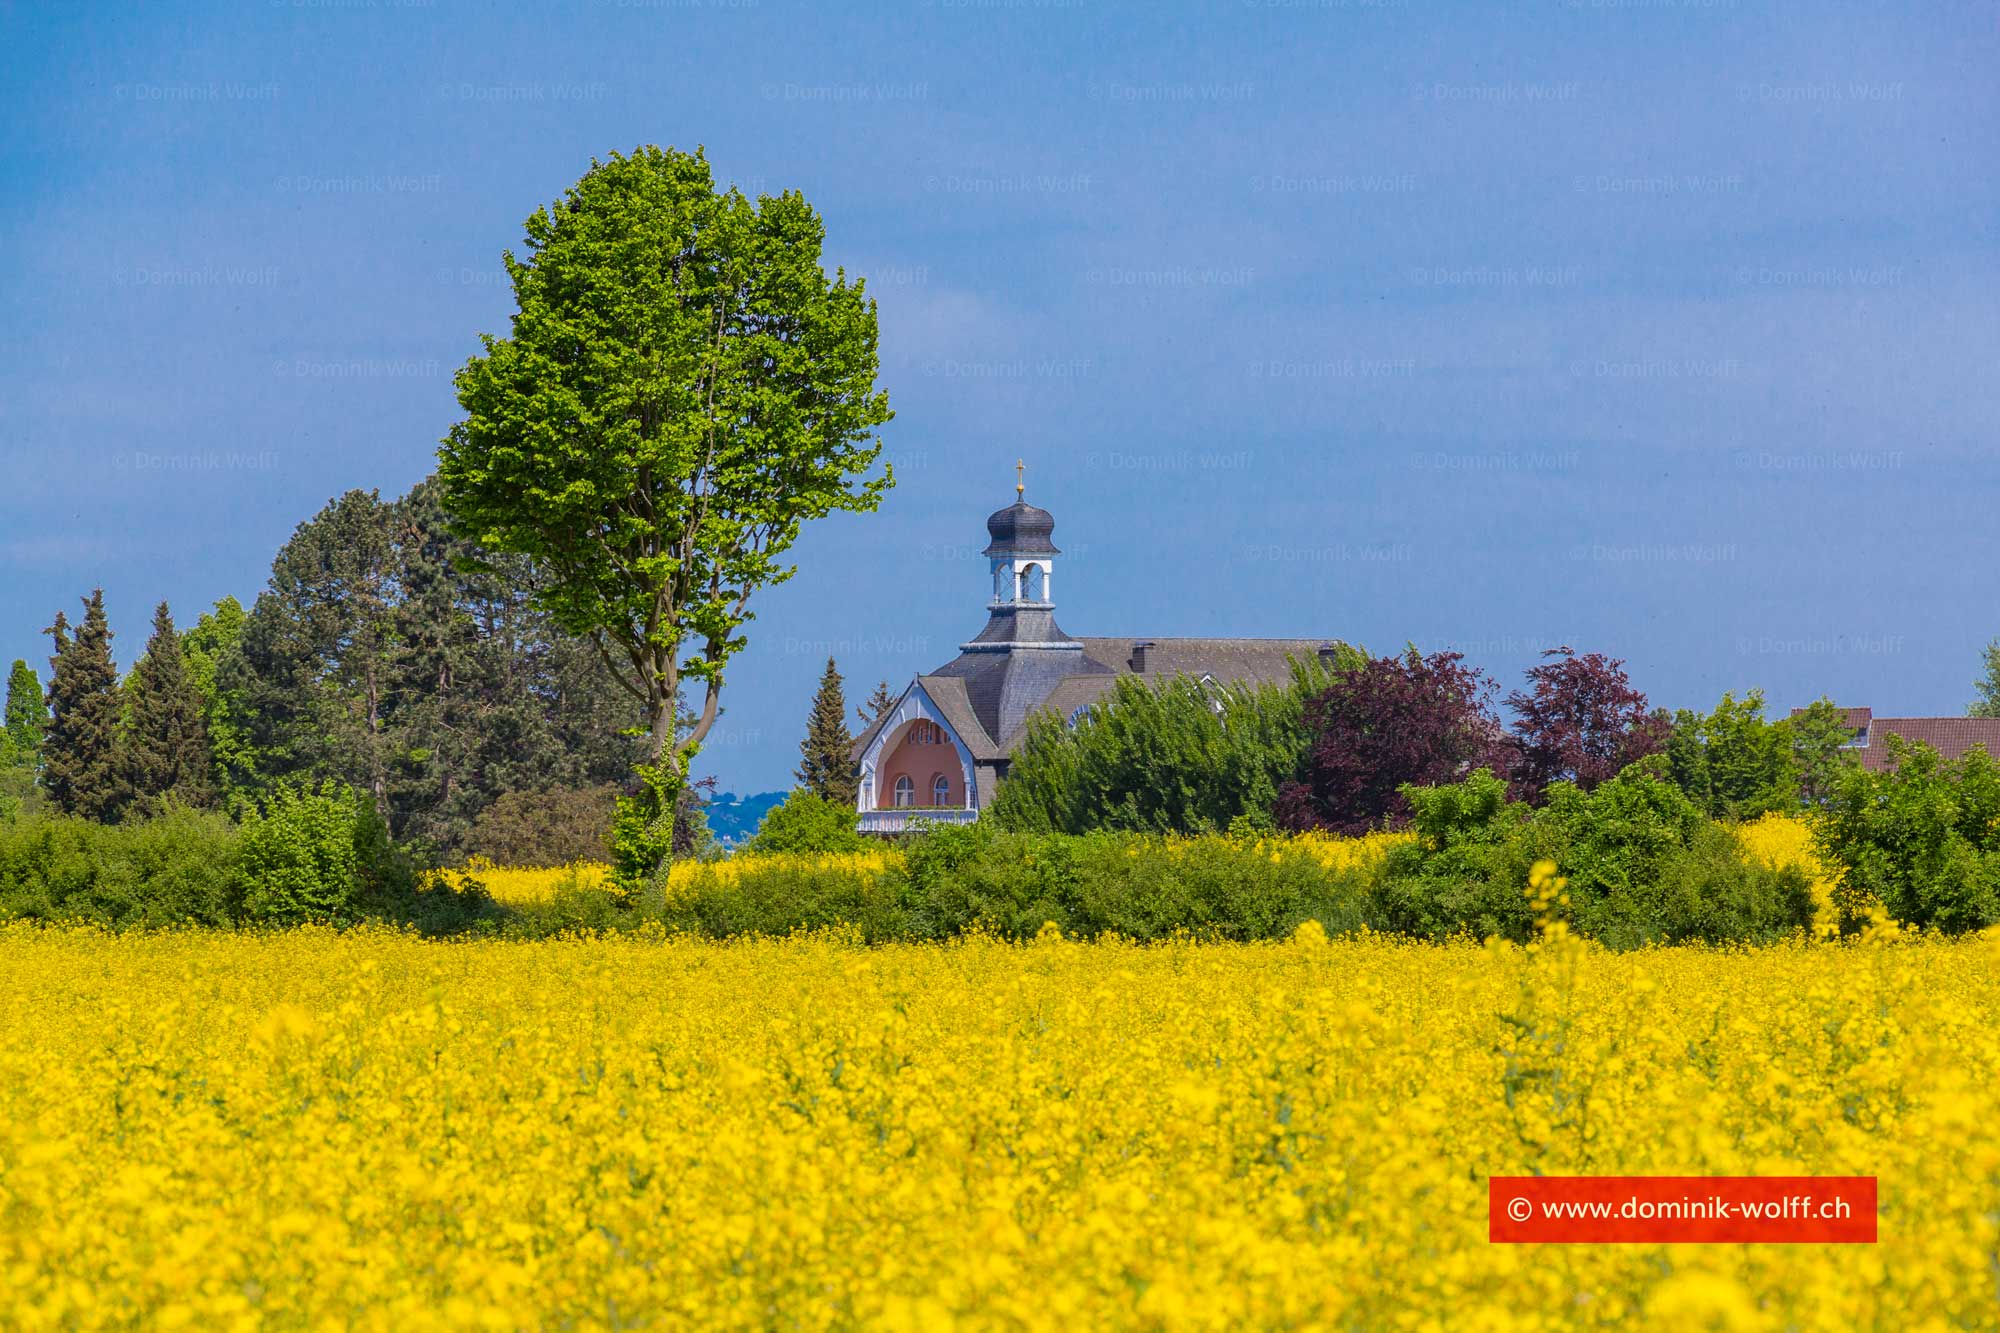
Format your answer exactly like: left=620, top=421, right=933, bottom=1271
left=465, top=784, right=619, bottom=866
left=439, top=144, right=894, bottom=870
left=1971, top=640, right=2000, bottom=718
left=180, top=597, right=255, bottom=798
left=41, top=591, right=128, bottom=822
left=0, top=807, right=244, bottom=927
left=796, top=657, right=857, bottom=807
left=0, top=660, right=43, bottom=823
left=235, top=781, right=410, bottom=925
left=746, top=789, right=864, bottom=854
left=1664, top=691, right=1797, bottom=819
left=990, top=652, right=1352, bottom=835
left=1372, top=761, right=1815, bottom=946
left=858, top=681, right=896, bottom=731
left=123, top=602, right=217, bottom=815
left=4, top=659, right=44, bottom=755
left=225, top=481, right=641, bottom=854
left=1816, top=738, right=2000, bottom=933
left=1788, top=697, right=1858, bottom=806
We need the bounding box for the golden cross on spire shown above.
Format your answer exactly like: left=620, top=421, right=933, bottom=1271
left=1016, top=458, right=1025, bottom=498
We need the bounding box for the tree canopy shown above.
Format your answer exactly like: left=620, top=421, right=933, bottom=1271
left=438, top=145, right=893, bottom=884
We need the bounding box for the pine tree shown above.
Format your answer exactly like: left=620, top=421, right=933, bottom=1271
left=796, top=657, right=857, bottom=807
left=858, top=679, right=896, bottom=730
left=123, top=602, right=216, bottom=813
left=4, top=659, right=44, bottom=755
left=42, top=591, right=128, bottom=820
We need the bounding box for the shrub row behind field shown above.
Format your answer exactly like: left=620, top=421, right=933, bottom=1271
left=501, top=765, right=1826, bottom=947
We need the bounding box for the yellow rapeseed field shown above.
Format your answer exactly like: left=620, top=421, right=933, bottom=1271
left=3, top=916, right=1997, bottom=1329
left=432, top=852, right=900, bottom=907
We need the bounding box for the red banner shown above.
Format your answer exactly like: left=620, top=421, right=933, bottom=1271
left=1489, top=1175, right=1877, bottom=1243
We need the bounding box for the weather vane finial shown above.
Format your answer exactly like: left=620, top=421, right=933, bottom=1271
left=1016, top=458, right=1025, bottom=498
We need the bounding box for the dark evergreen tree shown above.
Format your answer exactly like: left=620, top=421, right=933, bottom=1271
left=123, top=602, right=216, bottom=813
left=221, top=478, right=642, bottom=851
left=858, top=680, right=896, bottom=730
left=796, top=657, right=857, bottom=807
left=4, top=659, right=45, bottom=755
left=42, top=591, right=128, bottom=820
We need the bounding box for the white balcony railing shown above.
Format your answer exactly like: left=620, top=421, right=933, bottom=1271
left=859, top=807, right=980, bottom=834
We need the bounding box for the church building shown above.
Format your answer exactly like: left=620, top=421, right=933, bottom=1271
left=850, top=477, right=1332, bottom=833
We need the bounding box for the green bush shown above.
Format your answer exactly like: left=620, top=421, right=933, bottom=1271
left=464, top=784, right=619, bottom=867
left=1371, top=762, right=1815, bottom=946
left=1815, top=738, right=2000, bottom=933
left=893, top=822, right=1370, bottom=942
left=988, top=651, right=1356, bottom=835
left=0, top=805, right=242, bottom=927
left=666, top=859, right=906, bottom=941
left=236, top=781, right=412, bottom=924
left=745, top=790, right=864, bottom=854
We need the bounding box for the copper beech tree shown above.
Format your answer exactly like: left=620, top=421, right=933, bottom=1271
left=439, top=146, right=893, bottom=889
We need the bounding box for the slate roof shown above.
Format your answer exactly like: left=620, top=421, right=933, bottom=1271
left=982, top=501, right=1060, bottom=557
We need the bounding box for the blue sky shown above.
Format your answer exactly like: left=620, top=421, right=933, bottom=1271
left=2, top=0, right=1995, bottom=794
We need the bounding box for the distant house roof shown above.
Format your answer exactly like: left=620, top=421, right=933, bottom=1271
left=1789, top=706, right=2000, bottom=773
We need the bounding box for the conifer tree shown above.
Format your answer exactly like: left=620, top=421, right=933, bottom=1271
left=796, top=657, right=857, bottom=807
left=42, top=591, right=128, bottom=820
left=858, top=680, right=896, bottom=730
left=4, top=659, right=44, bottom=756
left=123, top=601, right=216, bottom=813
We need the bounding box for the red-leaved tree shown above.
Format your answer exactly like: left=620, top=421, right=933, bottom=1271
left=1504, top=646, right=1668, bottom=800
left=1275, top=650, right=1502, bottom=835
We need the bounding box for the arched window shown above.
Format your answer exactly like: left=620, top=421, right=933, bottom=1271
left=994, top=563, right=1012, bottom=602
left=893, top=776, right=914, bottom=808
left=931, top=773, right=951, bottom=806
left=1019, top=563, right=1045, bottom=601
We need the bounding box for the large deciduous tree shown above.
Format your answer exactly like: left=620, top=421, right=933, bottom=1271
left=42, top=590, right=127, bottom=820
left=180, top=596, right=254, bottom=797
left=796, top=657, right=857, bottom=808
left=122, top=602, right=217, bottom=813
left=1504, top=646, right=1666, bottom=800
left=1275, top=649, right=1499, bottom=835
left=1787, top=697, right=1859, bottom=806
left=438, top=145, right=893, bottom=886
left=1663, top=690, right=1796, bottom=820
